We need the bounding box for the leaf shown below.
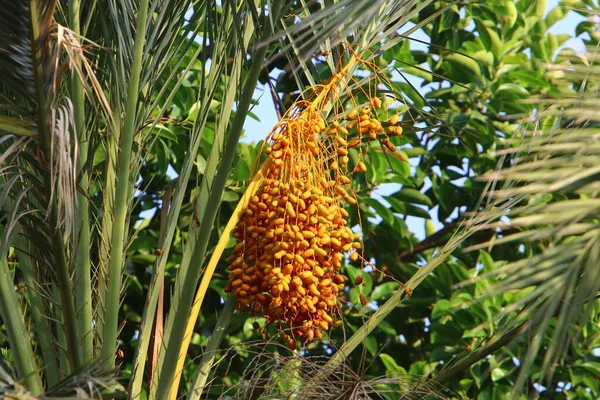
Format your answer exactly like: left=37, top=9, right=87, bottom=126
left=431, top=299, right=452, bottom=319
left=345, top=265, right=363, bottom=292
left=445, top=53, right=481, bottom=78
left=405, top=204, right=431, bottom=219
left=145, top=123, right=178, bottom=143
left=93, top=145, right=106, bottom=166
left=403, top=147, right=428, bottom=158
left=430, top=346, right=454, bottom=362
left=367, top=198, right=394, bottom=224
left=394, top=82, right=425, bottom=108
left=472, top=51, right=494, bottom=67
left=459, top=379, right=474, bottom=390
left=387, top=39, right=414, bottom=65
left=401, top=65, right=433, bottom=82
left=380, top=354, right=407, bottom=374
left=425, top=220, right=436, bottom=236
left=504, top=2, right=518, bottom=28
left=545, top=6, right=565, bottom=28
left=496, top=83, right=530, bottom=98
left=491, top=368, right=506, bottom=382
left=247, top=111, right=260, bottom=122
left=348, top=287, right=361, bottom=306
left=474, top=19, right=503, bottom=60
left=408, top=361, right=438, bottom=376
left=534, top=0, right=546, bottom=17
left=479, top=250, right=495, bottom=272
left=393, top=187, right=433, bottom=207
left=431, top=178, right=458, bottom=213
left=187, top=101, right=202, bottom=122
left=546, top=33, right=559, bottom=58
left=186, top=99, right=220, bottom=122
left=221, top=191, right=239, bottom=202
left=196, top=154, right=207, bottom=175
left=370, top=282, right=400, bottom=301
left=439, top=9, right=460, bottom=32
left=509, top=69, right=548, bottom=88
left=378, top=320, right=397, bottom=336
left=576, top=21, right=595, bottom=37
left=385, top=196, right=407, bottom=214
left=365, top=335, right=378, bottom=356
left=583, top=375, right=599, bottom=393
left=155, top=139, right=171, bottom=175
left=573, top=362, right=600, bottom=376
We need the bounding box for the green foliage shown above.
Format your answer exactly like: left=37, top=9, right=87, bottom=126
left=1, top=0, right=600, bottom=399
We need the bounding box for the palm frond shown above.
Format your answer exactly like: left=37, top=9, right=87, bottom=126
left=458, top=50, right=600, bottom=394
left=0, top=1, right=36, bottom=107
left=273, top=0, right=437, bottom=91
left=269, top=0, right=434, bottom=63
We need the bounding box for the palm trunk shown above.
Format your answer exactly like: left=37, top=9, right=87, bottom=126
left=28, top=0, right=82, bottom=372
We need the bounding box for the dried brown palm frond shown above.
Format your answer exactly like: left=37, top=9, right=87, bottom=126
left=195, top=339, right=446, bottom=400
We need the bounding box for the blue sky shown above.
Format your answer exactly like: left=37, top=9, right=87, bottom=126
left=239, top=0, right=586, bottom=240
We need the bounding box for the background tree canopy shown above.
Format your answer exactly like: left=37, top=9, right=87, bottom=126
left=0, top=0, right=599, bottom=399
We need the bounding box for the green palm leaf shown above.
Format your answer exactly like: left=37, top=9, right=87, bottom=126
left=454, top=50, right=600, bottom=394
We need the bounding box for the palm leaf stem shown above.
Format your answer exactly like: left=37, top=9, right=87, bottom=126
left=96, top=111, right=120, bottom=339
left=168, top=156, right=273, bottom=400
left=127, top=8, right=230, bottom=398
left=147, top=188, right=170, bottom=388
left=186, top=295, right=236, bottom=400
left=69, top=0, right=93, bottom=364
left=0, top=257, right=43, bottom=394
left=54, top=286, right=72, bottom=377
left=158, top=2, right=255, bottom=362
left=101, top=0, right=151, bottom=368
left=153, top=2, right=283, bottom=397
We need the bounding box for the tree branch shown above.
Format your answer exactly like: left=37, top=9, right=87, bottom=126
left=398, top=223, right=458, bottom=261
left=432, top=320, right=532, bottom=385
left=398, top=221, right=520, bottom=261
